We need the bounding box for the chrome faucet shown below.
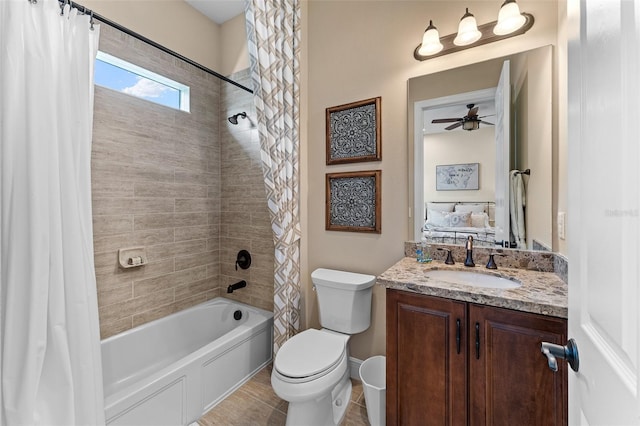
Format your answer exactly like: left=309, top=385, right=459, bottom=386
left=464, top=236, right=475, bottom=267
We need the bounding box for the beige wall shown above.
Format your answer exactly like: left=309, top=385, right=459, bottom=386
left=83, top=0, right=221, bottom=72
left=555, top=0, right=569, bottom=255
left=512, top=47, right=554, bottom=250
left=305, top=1, right=562, bottom=360
left=424, top=128, right=496, bottom=204
left=220, top=14, right=250, bottom=76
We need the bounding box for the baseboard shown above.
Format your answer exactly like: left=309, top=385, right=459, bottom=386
left=349, top=356, right=363, bottom=381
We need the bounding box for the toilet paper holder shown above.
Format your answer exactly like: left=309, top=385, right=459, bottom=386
left=118, top=247, right=147, bottom=269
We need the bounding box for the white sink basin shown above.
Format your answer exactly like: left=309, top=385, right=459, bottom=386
left=424, top=269, right=521, bottom=289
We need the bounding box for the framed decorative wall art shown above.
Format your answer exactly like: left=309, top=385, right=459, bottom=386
left=436, top=163, right=480, bottom=191
left=326, top=97, right=381, bottom=165
left=326, top=170, right=381, bottom=233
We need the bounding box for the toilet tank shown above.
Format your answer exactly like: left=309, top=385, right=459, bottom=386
left=311, top=268, right=376, bottom=334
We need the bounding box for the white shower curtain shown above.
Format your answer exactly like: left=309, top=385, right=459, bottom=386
left=0, top=0, right=104, bottom=424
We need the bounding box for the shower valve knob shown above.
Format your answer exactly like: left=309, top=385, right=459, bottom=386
left=235, top=249, right=251, bottom=270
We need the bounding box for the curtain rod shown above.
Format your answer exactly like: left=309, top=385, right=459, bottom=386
left=60, top=0, right=253, bottom=94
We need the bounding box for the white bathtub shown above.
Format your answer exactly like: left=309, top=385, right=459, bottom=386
left=101, top=297, right=273, bottom=426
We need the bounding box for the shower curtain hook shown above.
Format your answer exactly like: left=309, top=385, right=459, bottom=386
left=89, top=10, right=94, bottom=30
left=60, top=0, right=70, bottom=16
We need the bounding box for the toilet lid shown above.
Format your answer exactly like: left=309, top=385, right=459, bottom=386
left=274, top=329, right=347, bottom=379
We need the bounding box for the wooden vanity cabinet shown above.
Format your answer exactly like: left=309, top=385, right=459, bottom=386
left=387, top=289, right=567, bottom=426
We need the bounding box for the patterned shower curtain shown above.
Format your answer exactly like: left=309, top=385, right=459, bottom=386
left=245, top=0, right=301, bottom=353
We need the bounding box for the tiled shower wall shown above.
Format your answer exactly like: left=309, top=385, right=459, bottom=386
left=219, top=69, right=275, bottom=312
left=92, top=25, right=216, bottom=339
left=92, top=26, right=274, bottom=339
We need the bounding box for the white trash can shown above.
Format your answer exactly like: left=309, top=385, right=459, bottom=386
left=359, top=355, right=386, bottom=426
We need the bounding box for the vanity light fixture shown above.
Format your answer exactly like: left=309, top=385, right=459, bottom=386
left=453, top=8, right=482, bottom=46
left=414, top=0, right=534, bottom=61
left=494, top=0, right=527, bottom=35
left=417, top=20, right=444, bottom=56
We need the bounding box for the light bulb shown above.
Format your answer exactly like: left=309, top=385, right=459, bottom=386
left=494, top=0, right=526, bottom=35
left=453, top=8, right=482, bottom=46
left=418, top=20, right=443, bottom=56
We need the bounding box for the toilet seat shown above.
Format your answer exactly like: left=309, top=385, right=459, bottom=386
left=274, top=329, right=347, bottom=383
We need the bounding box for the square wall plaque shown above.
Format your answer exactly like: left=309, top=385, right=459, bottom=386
left=326, top=97, right=381, bottom=165
left=326, top=170, right=381, bottom=233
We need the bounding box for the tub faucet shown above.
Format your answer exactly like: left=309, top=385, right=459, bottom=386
left=464, top=236, right=475, bottom=267
left=227, top=280, right=247, bottom=293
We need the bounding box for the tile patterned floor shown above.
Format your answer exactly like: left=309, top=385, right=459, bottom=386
left=198, top=364, right=370, bottom=426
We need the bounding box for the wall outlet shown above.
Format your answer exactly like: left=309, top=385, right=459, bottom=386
left=558, top=212, right=566, bottom=240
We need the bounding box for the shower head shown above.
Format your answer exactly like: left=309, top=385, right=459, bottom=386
left=228, top=112, right=247, bottom=125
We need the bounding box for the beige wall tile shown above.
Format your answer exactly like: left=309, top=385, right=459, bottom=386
left=132, top=303, right=175, bottom=328
left=100, top=316, right=133, bottom=340
left=134, top=182, right=208, bottom=198
left=174, top=212, right=209, bottom=227
left=93, top=228, right=175, bottom=254
left=133, top=265, right=207, bottom=297
left=175, top=251, right=217, bottom=271
left=97, top=283, right=133, bottom=307
left=93, top=215, right=133, bottom=236
left=99, top=288, right=175, bottom=324
left=174, top=277, right=217, bottom=301
left=175, top=225, right=218, bottom=242
left=175, top=198, right=217, bottom=213
left=133, top=213, right=176, bottom=230
left=145, top=239, right=208, bottom=262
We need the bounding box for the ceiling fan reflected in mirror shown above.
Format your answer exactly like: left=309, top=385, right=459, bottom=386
left=431, top=103, right=494, bottom=131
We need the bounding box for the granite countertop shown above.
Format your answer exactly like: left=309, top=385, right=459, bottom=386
left=377, top=257, right=568, bottom=318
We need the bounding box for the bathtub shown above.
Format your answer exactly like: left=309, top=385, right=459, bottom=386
left=101, top=297, right=273, bottom=426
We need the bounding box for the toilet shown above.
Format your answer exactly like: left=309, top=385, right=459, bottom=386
left=271, top=268, right=376, bottom=426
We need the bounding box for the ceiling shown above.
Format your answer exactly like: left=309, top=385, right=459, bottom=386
left=185, top=0, right=245, bottom=25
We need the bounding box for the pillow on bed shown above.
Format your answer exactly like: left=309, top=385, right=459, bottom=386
left=471, top=212, right=490, bottom=228
left=427, top=202, right=456, bottom=213
left=454, top=203, right=486, bottom=214
left=449, top=211, right=471, bottom=227
left=426, top=209, right=450, bottom=227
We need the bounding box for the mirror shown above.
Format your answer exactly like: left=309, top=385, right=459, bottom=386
left=408, top=45, right=553, bottom=251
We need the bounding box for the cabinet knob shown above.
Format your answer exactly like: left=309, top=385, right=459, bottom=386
left=540, top=339, right=579, bottom=372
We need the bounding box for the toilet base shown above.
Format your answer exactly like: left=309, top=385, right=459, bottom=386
left=284, top=369, right=352, bottom=426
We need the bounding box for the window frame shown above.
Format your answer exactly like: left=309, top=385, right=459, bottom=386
left=95, top=51, right=190, bottom=113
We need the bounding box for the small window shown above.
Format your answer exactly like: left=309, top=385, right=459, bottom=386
left=95, top=51, right=190, bottom=112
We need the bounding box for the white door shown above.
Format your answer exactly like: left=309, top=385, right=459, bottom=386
left=494, top=60, right=510, bottom=247
left=567, top=0, right=640, bottom=423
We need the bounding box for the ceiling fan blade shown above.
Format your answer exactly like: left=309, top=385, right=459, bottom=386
left=445, top=122, right=463, bottom=130
left=432, top=118, right=462, bottom=123
left=478, top=114, right=495, bottom=119
left=480, top=121, right=494, bottom=126
left=467, top=107, right=479, bottom=117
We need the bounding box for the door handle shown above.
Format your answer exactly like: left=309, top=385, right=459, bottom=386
left=475, top=322, right=480, bottom=359
left=456, top=318, right=461, bottom=354
left=541, top=339, right=579, bottom=372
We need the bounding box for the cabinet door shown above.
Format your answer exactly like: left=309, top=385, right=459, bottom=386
left=469, top=304, right=567, bottom=426
left=386, top=290, right=467, bottom=426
